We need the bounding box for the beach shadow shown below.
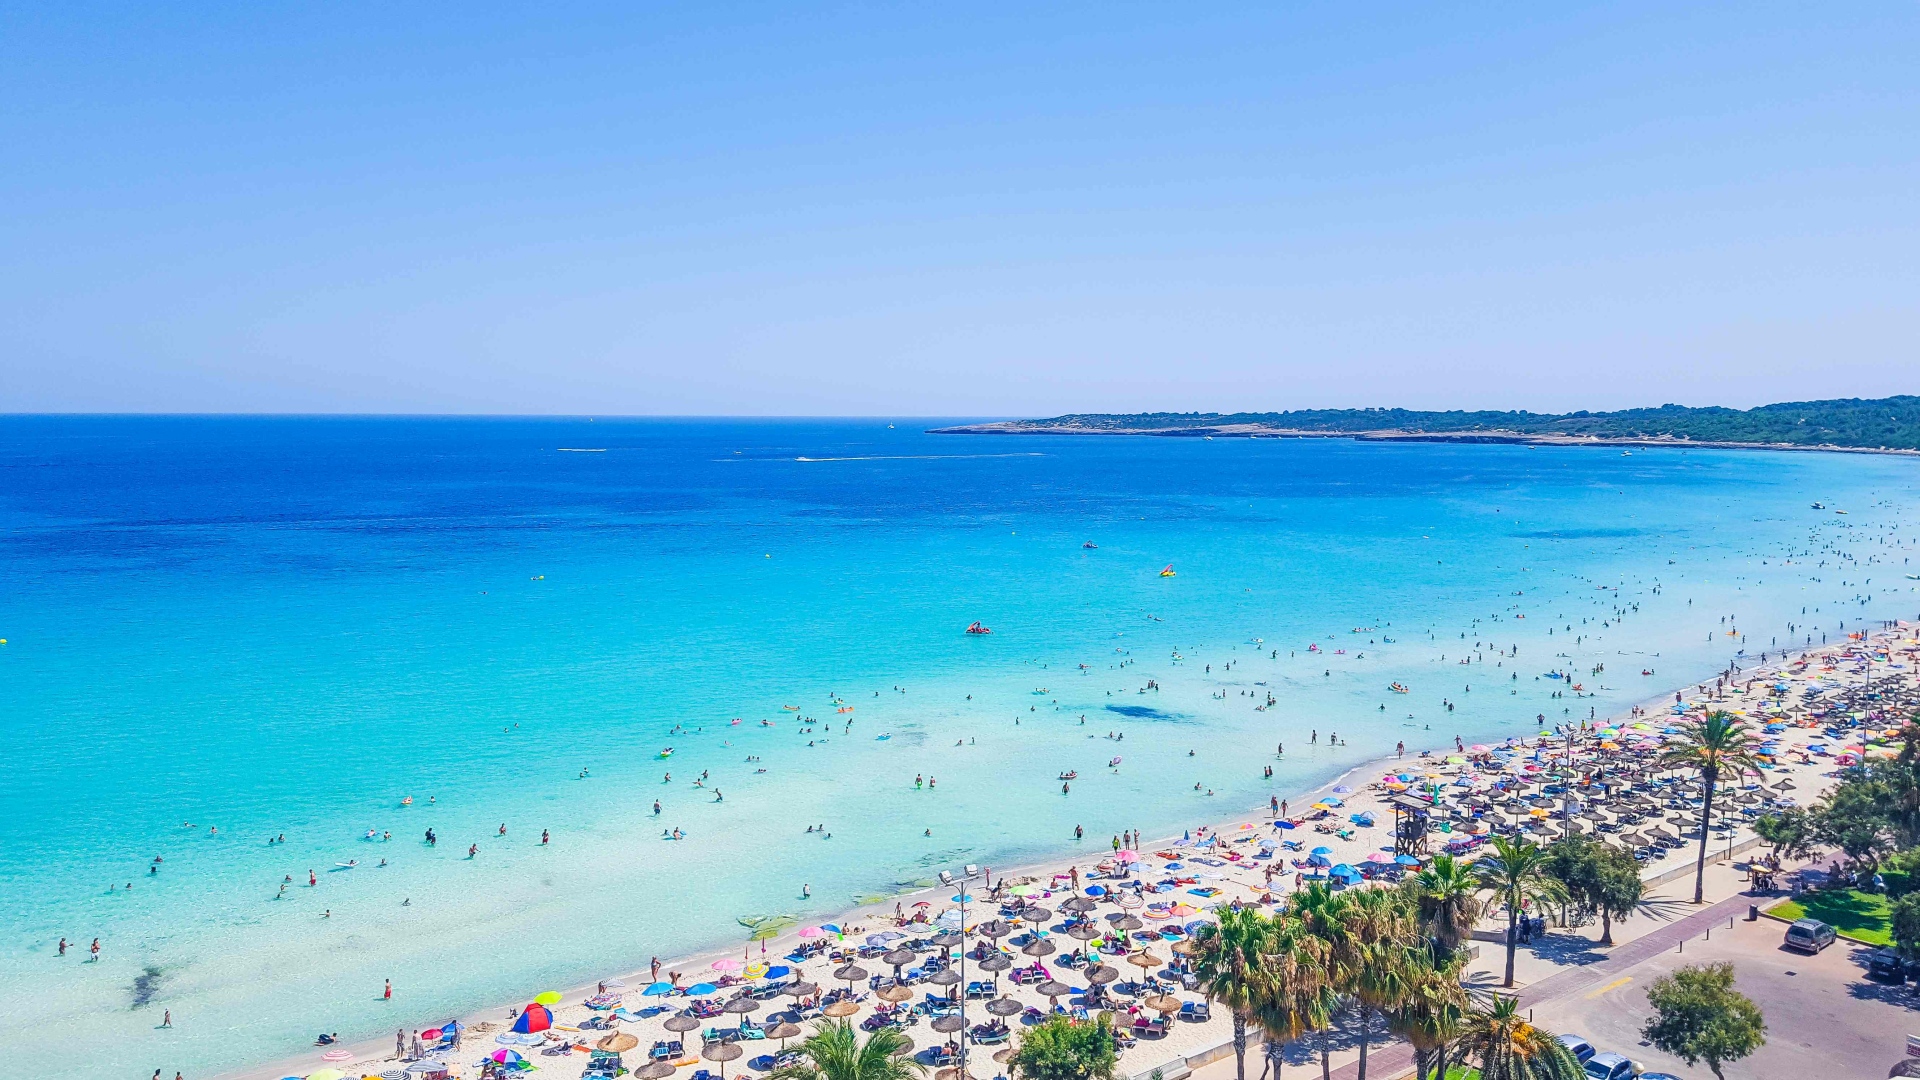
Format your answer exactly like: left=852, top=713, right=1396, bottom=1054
left=1525, top=933, right=1608, bottom=968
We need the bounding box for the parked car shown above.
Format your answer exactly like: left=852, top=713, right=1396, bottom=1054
left=1868, top=947, right=1915, bottom=982
left=1584, top=1052, right=1635, bottom=1080
left=1784, top=917, right=1837, bottom=953
left=1556, top=1034, right=1596, bottom=1064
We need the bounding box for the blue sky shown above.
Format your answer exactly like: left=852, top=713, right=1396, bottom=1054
left=1, top=3, right=1914, bottom=415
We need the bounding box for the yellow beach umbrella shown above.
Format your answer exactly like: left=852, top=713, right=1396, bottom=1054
left=535, top=990, right=563, bottom=1006
left=308, top=1071, right=346, bottom=1080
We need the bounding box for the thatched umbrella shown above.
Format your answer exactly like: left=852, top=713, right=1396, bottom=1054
left=1143, top=993, right=1181, bottom=1014
left=822, top=999, right=861, bottom=1018
left=782, top=980, right=820, bottom=999
left=764, top=1021, right=802, bottom=1049
left=985, top=996, right=1023, bottom=1017
left=663, top=1014, right=702, bottom=1033
left=701, top=1040, right=743, bottom=1079
left=1060, top=897, right=1097, bottom=914
left=1126, top=951, right=1162, bottom=973
left=993, top=1049, right=1016, bottom=1064
left=635, top=1063, right=677, bottom=1079
left=1170, top=940, right=1200, bottom=957
left=1034, top=980, right=1070, bottom=1006
left=1021, top=938, right=1056, bottom=958
left=597, top=1033, right=640, bottom=1052
left=931, top=931, right=964, bottom=949
left=1066, top=923, right=1100, bottom=941
left=1019, top=906, right=1053, bottom=924
left=931, top=1014, right=965, bottom=1034
left=876, top=984, right=915, bottom=1003
left=884, top=948, right=918, bottom=970
left=1108, top=915, right=1144, bottom=931
left=976, top=953, right=1012, bottom=973
left=1084, top=964, right=1119, bottom=986
left=976, top=919, right=1011, bottom=939
left=833, top=963, right=870, bottom=987
left=889, top=1035, right=915, bottom=1057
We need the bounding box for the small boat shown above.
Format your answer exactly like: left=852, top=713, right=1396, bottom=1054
left=837, top=706, right=854, bottom=713
left=875, top=733, right=892, bottom=741
left=782, top=705, right=800, bottom=711
left=1032, top=688, right=1049, bottom=695
left=1388, top=683, right=1410, bottom=694
left=1159, top=565, right=1176, bottom=577
left=1811, top=502, right=1824, bottom=509
left=1108, top=757, right=1123, bottom=767
left=1083, top=542, right=1098, bottom=549
left=658, top=748, right=674, bottom=758
left=965, top=622, right=992, bottom=635
left=1058, top=770, right=1078, bottom=781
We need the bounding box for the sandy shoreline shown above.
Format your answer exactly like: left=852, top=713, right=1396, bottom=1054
left=228, top=625, right=1908, bottom=1080
left=926, top=423, right=1920, bottom=456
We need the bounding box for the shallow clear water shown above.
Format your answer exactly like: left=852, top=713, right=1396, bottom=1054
left=2, top=417, right=1916, bottom=1078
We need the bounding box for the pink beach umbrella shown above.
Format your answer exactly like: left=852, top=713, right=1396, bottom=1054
left=711, top=959, right=743, bottom=972
left=1115, top=850, right=1140, bottom=863
left=798, top=926, right=825, bottom=939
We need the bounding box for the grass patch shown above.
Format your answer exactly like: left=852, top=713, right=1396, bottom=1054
left=1768, top=889, right=1893, bottom=945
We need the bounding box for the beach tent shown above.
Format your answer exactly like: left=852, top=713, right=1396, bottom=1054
left=511, top=1003, right=552, bottom=1034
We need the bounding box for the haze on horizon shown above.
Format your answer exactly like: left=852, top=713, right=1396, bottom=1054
left=1, top=4, right=1914, bottom=418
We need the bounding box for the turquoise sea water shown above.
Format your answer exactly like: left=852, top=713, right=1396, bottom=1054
left=2, top=417, right=1917, bottom=1079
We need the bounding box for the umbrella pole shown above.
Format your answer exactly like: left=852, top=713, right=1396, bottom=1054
left=958, top=889, right=968, bottom=1079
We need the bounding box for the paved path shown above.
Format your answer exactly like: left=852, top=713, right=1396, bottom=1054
left=1321, top=891, right=1761, bottom=1080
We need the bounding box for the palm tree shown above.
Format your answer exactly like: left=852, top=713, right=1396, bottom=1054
left=1406, top=854, right=1484, bottom=959
left=1658, top=710, right=1762, bottom=903
left=1388, top=947, right=1467, bottom=1080
left=769, top=1021, right=925, bottom=1080
left=1249, top=915, right=1322, bottom=1080
left=1192, top=904, right=1276, bottom=1080
left=1341, top=887, right=1418, bottom=1080
left=1452, top=995, right=1583, bottom=1080
left=1474, top=836, right=1568, bottom=988
left=1287, top=884, right=1354, bottom=1080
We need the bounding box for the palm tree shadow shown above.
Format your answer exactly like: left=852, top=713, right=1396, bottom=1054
left=1523, top=934, right=1608, bottom=968
left=1633, top=896, right=1695, bottom=925
left=1460, top=969, right=1505, bottom=1008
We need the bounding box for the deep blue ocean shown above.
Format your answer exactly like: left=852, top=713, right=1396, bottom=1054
left=3, top=417, right=1916, bottom=1079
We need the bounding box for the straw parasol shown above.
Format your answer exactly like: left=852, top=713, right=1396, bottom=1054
left=1021, top=939, right=1057, bottom=958
left=1060, top=897, right=1097, bottom=914
left=993, top=1049, right=1017, bottom=1064
left=1171, top=940, right=1201, bottom=957
left=889, top=1035, right=915, bottom=1057
left=928, top=969, right=962, bottom=986
left=1035, top=980, right=1071, bottom=1002
left=597, top=1033, right=641, bottom=1053
left=1019, top=906, right=1053, bottom=924
left=782, top=981, right=820, bottom=999
left=976, top=953, right=1012, bottom=973
left=702, top=1040, right=744, bottom=1080
left=723, top=997, right=760, bottom=1017
left=663, top=1015, right=702, bottom=1033
left=636, top=1063, right=677, bottom=1079
left=931, top=1014, right=966, bottom=1034
left=764, top=1022, right=802, bottom=1045
left=1084, top=964, right=1119, bottom=985
left=884, top=948, right=918, bottom=969
left=985, top=996, right=1023, bottom=1017
left=1066, top=924, right=1101, bottom=941
left=876, top=984, right=914, bottom=1003
left=1143, top=993, right=1181, bottom=1014
left=976, top=919, right=1011, bottom=939
left=931, top=930, right=965, bottom=949
left=1108, top=915, right=1144, bottom=931
left=936, top=1069, right=970, bottom=1080
left=834, top=964, right=870, bottom=985
left=1126, top=951, right=1163, bottom=972
left=822, top=999, right=861, bottom=1018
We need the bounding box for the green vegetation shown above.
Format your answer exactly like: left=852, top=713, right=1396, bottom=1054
left=1541, top=833, right=1643, bottom=945
left=768, top=1021, right=925, bottom=1080
left=1006, top=1014, right=1118, bottom=1080
left=1641, top=963, right=1767, bottom=1080
left=1768, top=890, right=1894, bottom=945
left=982, top=395, right=1920, bottom=450
left=1177, top=876, right=1588, bottom=1080
left=1474, top=836, right=1568, bottom=987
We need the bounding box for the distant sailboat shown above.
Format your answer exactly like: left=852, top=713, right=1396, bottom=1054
left=1159, top=565, right=1176, bottom=577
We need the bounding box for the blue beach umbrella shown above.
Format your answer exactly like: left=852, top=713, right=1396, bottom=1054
left=762, top=965, right=792, bottom=981
left=1305, top=854, right=1330, bottom=867
left=1330, top=865, right=1362, bottom=882
left=1394, top=854, right=1421, bottom=866
left=1310, top=846, right=1333, bottom=856
left=1084, top=885, right=1107, bottom=896
left=685, top=982, right=718, bottom=996
left=641, top=982, right=676, bottom=996
left=951, top=894, right=974, bottom=904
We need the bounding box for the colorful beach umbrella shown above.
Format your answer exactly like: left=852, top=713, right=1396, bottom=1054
left=534, top=991, right=563, bottom=1006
